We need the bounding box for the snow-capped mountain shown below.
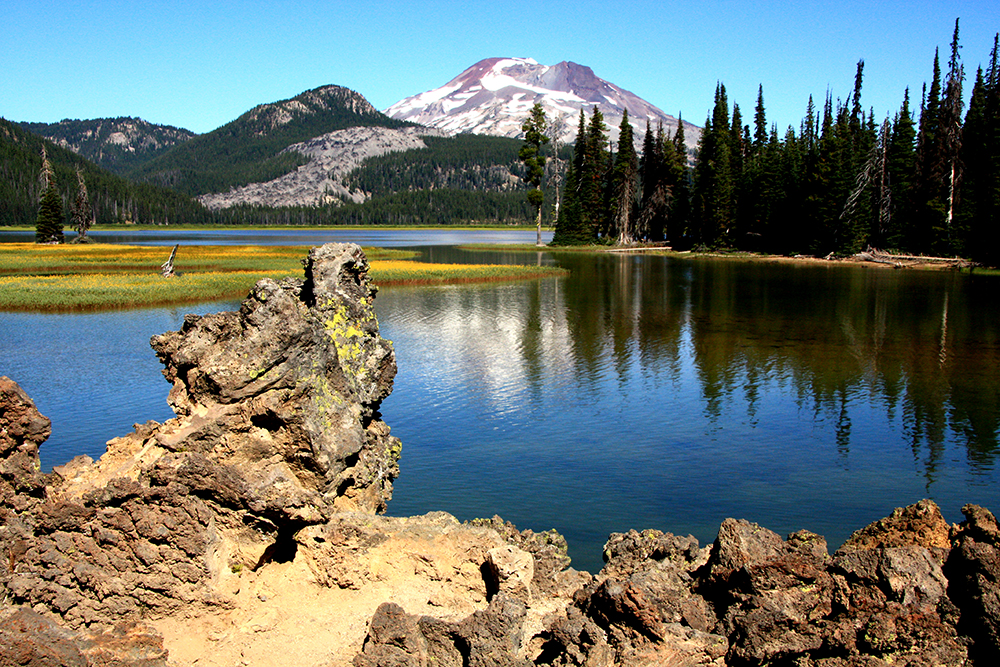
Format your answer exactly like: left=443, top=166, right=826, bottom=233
left=386, top=58, right=699, bottom=151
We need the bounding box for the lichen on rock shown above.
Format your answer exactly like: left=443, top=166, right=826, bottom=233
left=0, top=243, right=402, bottom=637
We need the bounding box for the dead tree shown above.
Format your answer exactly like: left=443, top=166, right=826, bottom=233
left=161, top=244, right=179, bottom=278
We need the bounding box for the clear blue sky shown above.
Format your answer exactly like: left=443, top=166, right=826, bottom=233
left=3, top=1, right=998, bottom=136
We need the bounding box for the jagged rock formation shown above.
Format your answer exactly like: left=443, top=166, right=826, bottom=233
left=0, top=244, right=402, bottom=649
left=385, top=58, right=701, bottom=151
left=2, top=244, right=999, bottom=666
left=197, top=126, right=445, bottom=210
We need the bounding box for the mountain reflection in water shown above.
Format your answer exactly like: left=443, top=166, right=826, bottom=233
left=376, top=251, right=1000, bottom=572
left=1, top=243, right=997, bottom=573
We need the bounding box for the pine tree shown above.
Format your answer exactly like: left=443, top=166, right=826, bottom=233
left=580, top=107, right=609, bottom=238
left=915, top=49, right=945, bottom=252
left=610, top=110, right=639, bottom=244
left=669, top=117, right=692, bottom=244
left=552, top=113, right=595, bottom=245
left=886, top=88, right=917, bottom=249
left=963, top=33, right=1000, bottom=265
left=940, top=18, right=966, bottom=250
left=35, top=147, right=64, bottom=243
left=519, top=103, right=550, bottom=246
left=640, top=121, right=660, bottom=208
left=693, top=84, right=735, bottom=247
left=71, top=166, right=94, bottom=241
left=638, top=121, right=667, bottom=242
left=753, top=85, right=768, bottom=151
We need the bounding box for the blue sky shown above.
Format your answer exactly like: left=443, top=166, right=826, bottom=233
left=3, top=1, right=998, bottom=136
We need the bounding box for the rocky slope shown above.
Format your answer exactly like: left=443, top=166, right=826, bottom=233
left=19, top=117, right=196, bottom=174
left=197, top=126, right=445, bottom=210
left=386, top=58, right=701, bottom=151
left=126, top=85, right=413, bottom=198
left=2, top=244, right=999, bottom=667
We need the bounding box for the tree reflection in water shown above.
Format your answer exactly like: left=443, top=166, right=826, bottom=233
left=377, top=249, right=999, bottom=572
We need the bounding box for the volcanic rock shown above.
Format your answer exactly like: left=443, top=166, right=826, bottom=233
left=0, top=244, right=998, bottom=666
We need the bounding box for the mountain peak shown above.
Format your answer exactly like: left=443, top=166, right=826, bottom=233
left=386, top=58, right=699, bottom=149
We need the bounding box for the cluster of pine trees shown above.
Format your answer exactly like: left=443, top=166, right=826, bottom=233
left=553, top=21, right=1000, bottom=267
left=341, top=135, right=527, bottom=196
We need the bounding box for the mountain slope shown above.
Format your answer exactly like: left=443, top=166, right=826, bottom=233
left=128, top=85, right=414, bottom=197
left=0, top=118, right=213, bottom=227
left=386, top=58, right=700, bottom=150
left=18, top=118, right=196, bottom=175
left=197, top=126, right=446, bottom=210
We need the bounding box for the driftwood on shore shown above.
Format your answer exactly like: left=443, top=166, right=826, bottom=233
left=851, top=247, right=973, bottom=269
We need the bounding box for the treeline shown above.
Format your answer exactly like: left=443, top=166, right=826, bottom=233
left=219, top=189, right=534, bottom=226
left=0, top=118, right=215, bottom=228
left=554, top=21, right=1000, bottom=266
left=342, top=134, right=527, bottom=195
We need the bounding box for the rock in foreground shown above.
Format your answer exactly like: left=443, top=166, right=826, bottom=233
left=2, top=243, right=999, bottom=666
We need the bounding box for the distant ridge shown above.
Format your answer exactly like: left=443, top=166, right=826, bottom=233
left=18, top=117, right=195, bottom=175
left=386, top=58, right=700, bottom=150
left=126, top=85, right=413, bottom=197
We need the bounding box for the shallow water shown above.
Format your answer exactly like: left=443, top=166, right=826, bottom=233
left=1, top=231, right=997, bottom=572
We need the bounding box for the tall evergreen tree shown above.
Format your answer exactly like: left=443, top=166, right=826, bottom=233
left=914, top=49, right=945, bottom=252
left=753, top=85, right=768, bottom=151
left=519, top=103, right=550, bottom=246
left=580, top=107, right=610, bottom=238
left=693, top=84, right=735, bottom=247
left=962, top=34, right=1000, bottom=265
left=610, top=110, right=639, bottom=244
left=35, top=147, right=64, bottom=243
left=552, top=111, right=594, bottom=245
left=638, top=121, right=668, bottom=242
left=886, top=88, right=917, bottom=249
left=939, top=18, right=966, bottom=249
left=71, top=166, right=94, bottom=241
left=669, top=117, right=692, bottom=244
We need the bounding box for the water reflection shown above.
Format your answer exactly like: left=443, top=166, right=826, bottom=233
left=0, top=244, right=997, bottom=573
left=376, top=252, right=1000, bottom=571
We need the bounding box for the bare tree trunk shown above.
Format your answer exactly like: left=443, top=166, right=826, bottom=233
left=161, top=244, right=179, bottom=277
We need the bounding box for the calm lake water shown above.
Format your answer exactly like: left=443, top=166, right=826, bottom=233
left=1, top=229, right=998, bottom=572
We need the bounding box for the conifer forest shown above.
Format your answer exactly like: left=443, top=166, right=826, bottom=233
left=553, top=21, right=1000, bottom=267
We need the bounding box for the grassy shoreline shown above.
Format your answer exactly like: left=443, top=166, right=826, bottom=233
left=0, top=243, right=566, bottom=312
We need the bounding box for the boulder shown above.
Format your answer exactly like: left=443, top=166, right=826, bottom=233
left=0, top=376, right=50, bottom=518
left=354, top=594, right=532, bottom=667
left=945, top=504, right=1000, bottom=664
left=0, top=607, right=168, bottom=667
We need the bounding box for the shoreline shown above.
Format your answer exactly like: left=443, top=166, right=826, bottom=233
left=2, top=243, right=998, bottom=666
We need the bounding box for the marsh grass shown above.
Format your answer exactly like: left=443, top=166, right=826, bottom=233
left=0, top=243, right=566, bottom=312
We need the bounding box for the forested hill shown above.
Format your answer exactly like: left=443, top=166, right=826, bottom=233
left=18, top=118, right=196, bottom=175
left=0, top=118, right=214, bottom=227
left=343, top=134, right=527, bottom=195
left=125, top=85, right=414, bottom=198
left=217, top=134, right=546, bottom=226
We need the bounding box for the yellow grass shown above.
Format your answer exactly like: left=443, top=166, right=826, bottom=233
left=0, top=244, right=566, bottom=312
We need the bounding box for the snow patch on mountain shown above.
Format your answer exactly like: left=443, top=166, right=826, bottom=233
left=386, top=57, right=699, bottom=151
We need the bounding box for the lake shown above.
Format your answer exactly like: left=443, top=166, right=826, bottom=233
left=1, top=229, right=998, bottom=573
